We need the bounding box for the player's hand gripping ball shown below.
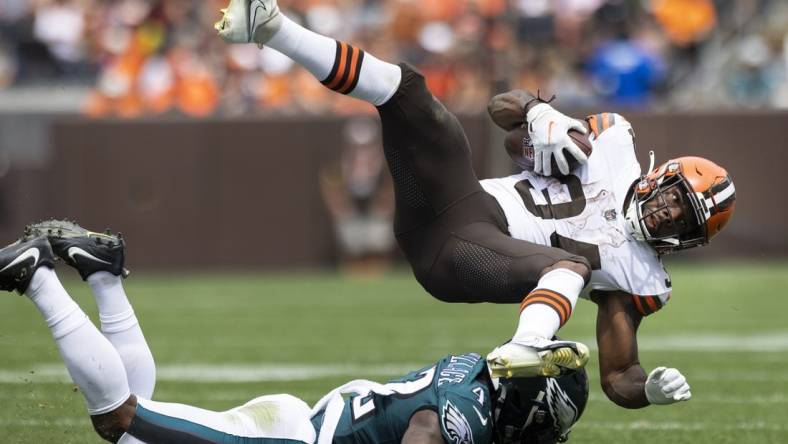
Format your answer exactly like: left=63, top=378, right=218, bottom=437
left=504, top=122, right=592, bottom=175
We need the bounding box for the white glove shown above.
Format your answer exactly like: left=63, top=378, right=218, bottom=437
left=526, top=102, right=588, bottom=176
left=645, top=366, right=692, bottom=405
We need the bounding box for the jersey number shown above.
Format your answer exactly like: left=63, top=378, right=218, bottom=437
left=515, top=175, right=585, bottom=219
left=351, top=366, right=437, bottom=422
left=516, top=175, right=601, bottom=270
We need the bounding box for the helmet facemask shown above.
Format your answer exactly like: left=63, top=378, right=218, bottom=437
left=622, top=153, right=737, bottom=255
left=625, top=170, right=707, bottom=254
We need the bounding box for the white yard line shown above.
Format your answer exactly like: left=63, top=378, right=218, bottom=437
left=2, top=332, right=787, bottom=384
left=0, top=418, right=785, bottom=431
left=574, top=420, right=788, bottom=431
left=616, top=331, right=788, bottom=352
left=0, top=363, right=423, bottom=384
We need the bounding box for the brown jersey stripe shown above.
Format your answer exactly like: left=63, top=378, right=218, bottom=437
left=632, top=295, right=664, bottom=316
left=646, top=295, right=664, bottom=312
left=323, top=42, right=350, bottom=90
left=339, top=49, right=365, bottom=95
left=645, top=296, right=658, bottom=312
left=337, top=46, right=363, bottom=94
left=521, top=297, right=568, bottom=326
left=321, top=41, right=344, bottom=87
left=632, top=295, right=648, bottom=316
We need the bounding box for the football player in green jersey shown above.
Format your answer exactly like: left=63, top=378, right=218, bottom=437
left=1, top=220, right=588, bottom=444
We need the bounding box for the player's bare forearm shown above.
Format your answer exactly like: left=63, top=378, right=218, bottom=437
left=487, top=89, right=539, bottom=131
left=401, top=410, right=445, bottom=444
left=593, top=291, right=650, bottom=409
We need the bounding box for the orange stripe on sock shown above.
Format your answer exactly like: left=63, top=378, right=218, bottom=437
left=521, top=295, right=561, bottom=314
left=325, top=42, right=349, bottom=90
left=337, top=46, right=360, bottom=94
left=521, top=289, right=572, bottom=327
left=521, top=298, right=568, bottom=326
left=534, top=289, right=572, bottom=319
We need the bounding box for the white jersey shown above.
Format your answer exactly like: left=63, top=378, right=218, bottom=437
left=481, top=113, right=671, bottom=311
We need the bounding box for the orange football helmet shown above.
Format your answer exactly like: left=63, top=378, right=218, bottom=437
left=624, top=156, right=736, bottom=254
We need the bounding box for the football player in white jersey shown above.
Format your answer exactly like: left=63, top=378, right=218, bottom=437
left=212, top=0, right=736, bottom=410
left=484, top=90, right=736, bottom=408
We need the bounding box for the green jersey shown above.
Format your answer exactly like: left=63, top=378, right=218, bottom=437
left=324, top=353, right=495, bottom=444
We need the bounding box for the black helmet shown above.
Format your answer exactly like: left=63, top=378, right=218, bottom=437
left=493, top=369, right=589, bottom=444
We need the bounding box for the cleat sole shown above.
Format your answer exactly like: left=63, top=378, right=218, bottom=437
left=487, top=342, right=589, bottom=378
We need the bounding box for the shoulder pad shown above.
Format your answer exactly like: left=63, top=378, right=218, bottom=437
left=586, top=113, right=628, bottom=138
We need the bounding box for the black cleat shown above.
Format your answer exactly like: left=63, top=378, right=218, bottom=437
left=24, top=219, right=129, bottom=281
left=0, top=236, right=55, bottom=293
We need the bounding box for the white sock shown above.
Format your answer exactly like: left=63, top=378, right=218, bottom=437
left=514, top=268, right=585, bottom=340
left=25, top=268, right=130, bottom=414
left=87, top=271, right=156, bottom=399
left=266, top=16, right=400, bottom=105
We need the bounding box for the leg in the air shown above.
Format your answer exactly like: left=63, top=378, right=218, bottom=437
left=216, top=0, right=401, bottom=106
left=216, top=1, right=486, bottom=281
left=0, top=236, right=133, bottom=441
left=2, top=236, right=314, bottom=443
left=26, top=220, right=156, bottom=399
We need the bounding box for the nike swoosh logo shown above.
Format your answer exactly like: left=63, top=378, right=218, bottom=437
left=472, top=406, right=488, bottom=426
left=547, top=120, right=555, bottom=144
left=0, top=248, right=39, bottom=273
left=68, top=247, right=111, bottom=265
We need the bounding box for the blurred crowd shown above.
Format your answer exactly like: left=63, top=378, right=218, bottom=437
left=1, top=0, right=787, bottom=117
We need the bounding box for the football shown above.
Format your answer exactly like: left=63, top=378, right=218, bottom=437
left=504, top=122, right=593, bottom=175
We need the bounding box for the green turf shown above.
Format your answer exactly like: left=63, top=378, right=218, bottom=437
left=1, top=262, right=787, bottom=443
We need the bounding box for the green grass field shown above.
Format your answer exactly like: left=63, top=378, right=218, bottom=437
left=1, top=262, right=787, bottom=443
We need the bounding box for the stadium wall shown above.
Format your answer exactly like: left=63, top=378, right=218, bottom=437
left=0, top=112, right=784, bottom=269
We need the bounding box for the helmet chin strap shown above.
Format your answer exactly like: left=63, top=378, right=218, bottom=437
left=624, top=202, right=648, bottom=241
left=647, top=150, right=656, bottom=172
left=624, top=150, right=656, bottom=242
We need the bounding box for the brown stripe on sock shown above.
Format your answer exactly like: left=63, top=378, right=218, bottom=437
left=330, top=44, right=355, bottom=92
left=323, top=42, right=350, bottom=90
left=521, top=297, right=568, bottom=326
left=338, top=47, right=365, bottom=94
left=520, top=289, right=573, bottom=327
left=321, top=40, right=343, bottom=86
left=344, top=50, right=364, bottom=94
left=534, top=289, right=572, bottom=319
left=520, top=290, right=572, bottom=316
